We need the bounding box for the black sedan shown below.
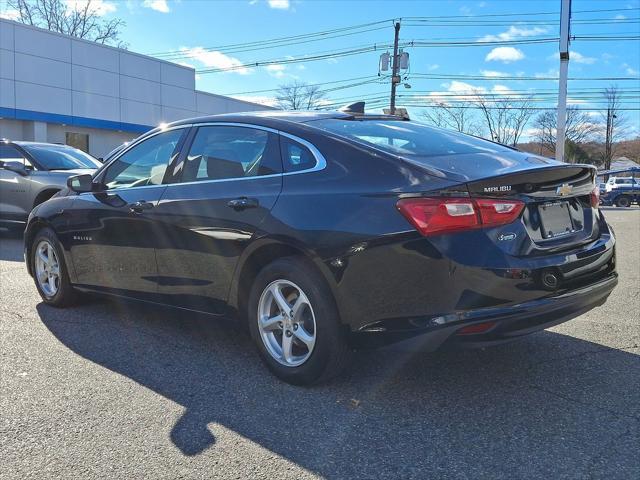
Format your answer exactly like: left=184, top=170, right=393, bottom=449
left=24, top=111, right=617, bottom=385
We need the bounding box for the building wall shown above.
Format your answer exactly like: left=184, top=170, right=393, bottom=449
left=0, top=18, right=272, bottom=157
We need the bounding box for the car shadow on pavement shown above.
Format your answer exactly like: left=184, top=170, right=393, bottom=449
left=36, top=298, right=640, bottom=478
left=0, top=229, right=24, bottom=262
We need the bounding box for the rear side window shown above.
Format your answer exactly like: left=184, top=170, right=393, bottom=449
left=181, top=126, right=281, bottom=183
left=280, top=137, right=317, bottom=173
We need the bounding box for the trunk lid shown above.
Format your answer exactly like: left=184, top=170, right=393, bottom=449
left=464, top=163, right=598, bottom=254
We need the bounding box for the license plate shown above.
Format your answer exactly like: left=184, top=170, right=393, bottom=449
left=539, top=201, right=574, bottom=239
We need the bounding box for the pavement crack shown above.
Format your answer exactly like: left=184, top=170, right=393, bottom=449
left=526, top=343, right=639, bottom=368
left=527, top=382, right=640, bottom=421
left=584, top=422, right=638, bottom=479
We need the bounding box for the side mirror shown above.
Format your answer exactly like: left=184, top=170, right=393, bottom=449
left=67, top=174, right=94, bottom=193
left=0, top=159, right=30, bottom=176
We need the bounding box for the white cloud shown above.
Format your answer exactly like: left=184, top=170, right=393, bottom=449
left=427, top=81, right=486, bottom=103
left=491, top=84, right=517, bottom=96
left=268, top=0, right=290, bottom=9
left=622, top=63, right=639, bottom=75
left=480, top=70, right=509, bottom=77
left=65, top=0, right=116, bottom=16
left=459, top=5, right=472, bottom=15
left=479, top=26, right=547, bottom=42
left=179, top=47, right=251, bottom=75
left=266, top=64, right=286, bottom=78
left=426, top=81, right=526, bottom=104
left=548, top=51, right=596, bottom=64
left=614, top=14, right=627, bottom=20
left=0, top=8, right=20, bottom=20
left=143, top=0, right=170, bottom=13
left=570, top=51, right=597, bottom=65
left=535, top=68, right=559, bottom=79
left=427, top=64, right=440, bottom=71
left=485, top=47, right=525, bottom=63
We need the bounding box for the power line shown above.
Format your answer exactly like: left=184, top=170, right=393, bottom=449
left=191, top=33, right=639, bottom=75
left=149, top=6, right=640, bottom=60
left=156, top=25, right=392, bottom=59
left=220, top=74, right=385, bottom=96
left=151, top=19, right=393, bottom=58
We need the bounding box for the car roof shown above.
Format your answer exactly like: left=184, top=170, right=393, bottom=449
left=8, top=140, right=76, bottom=148
left=167, top=110, right=405, bottom=129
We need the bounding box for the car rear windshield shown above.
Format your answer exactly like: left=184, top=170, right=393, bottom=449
left=21, top=145, right=101, bottom=171
left=312, top=119, right=513, bottom=158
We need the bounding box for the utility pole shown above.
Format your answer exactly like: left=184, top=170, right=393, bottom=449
left=389, top=20, right=401, bottom=115
left=556, top=0, right=572, bottom=162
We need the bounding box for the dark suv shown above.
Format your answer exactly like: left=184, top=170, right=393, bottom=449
left=24, top=111, right=617, bottom=385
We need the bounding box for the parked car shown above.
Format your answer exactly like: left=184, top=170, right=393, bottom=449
left=598, top=182, right=607, bottom=195
left=23, top=111, right=617, bottom=385
left=0, top=140, right=101, bottom=227
left=600, top=184, right=640, bottom=207
left=605, top=176, right=640, bottom=192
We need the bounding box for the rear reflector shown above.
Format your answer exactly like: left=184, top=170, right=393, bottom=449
left=397, top=197, right=525, bottom=236
left=456, top=321, right=496, bottom=335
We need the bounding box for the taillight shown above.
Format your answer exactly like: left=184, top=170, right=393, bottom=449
left=397, top=197, right=525, bottom=236
left=590, top=186, right=600, bottom=208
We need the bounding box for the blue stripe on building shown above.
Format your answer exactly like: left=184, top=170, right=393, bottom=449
left=0, top=107, right=152, bottom=134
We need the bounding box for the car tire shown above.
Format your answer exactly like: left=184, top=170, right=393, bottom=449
left=615, top=196, right=631, bottom=208
left=247, top=256, right=350, bottom=385
left=31, top=227, right=79, bottom=308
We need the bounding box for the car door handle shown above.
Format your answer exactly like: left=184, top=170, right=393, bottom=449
left=227, top=197, right=259, bottom=210
left=129, top=200, right=154, bottom=213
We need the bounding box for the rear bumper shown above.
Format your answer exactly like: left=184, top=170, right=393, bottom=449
left=351, top=272, right=617, bottom=350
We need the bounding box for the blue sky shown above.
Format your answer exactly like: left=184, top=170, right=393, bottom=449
left=3, top=0, right=639, bottom=139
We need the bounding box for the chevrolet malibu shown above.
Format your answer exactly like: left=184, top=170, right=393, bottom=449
left=24, top=111, right=617, bottom=385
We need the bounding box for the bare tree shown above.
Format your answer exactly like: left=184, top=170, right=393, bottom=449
left=422, top=101, right=480, bottom=135
left=532, top=106, right=602, bottom=162
left=472, top=93, right=535, bottom=147
left=600, top=85, right=628, bottom=171
left=276, top=81, right=327, bottom=110
left=7, top=0, right=125, bottom=46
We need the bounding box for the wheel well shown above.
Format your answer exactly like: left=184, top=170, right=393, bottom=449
left=235, top=243, right=314, bottom=320
left=33, top=189, right=60, bottom=208
left=24, top=220, right=49, bottom=277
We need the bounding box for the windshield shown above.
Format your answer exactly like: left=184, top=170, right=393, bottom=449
left=312, top=119, right=514, bottom=158
left=22, top=145, right=101, bottom=171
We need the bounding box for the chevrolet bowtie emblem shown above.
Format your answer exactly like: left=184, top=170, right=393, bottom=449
left=556, top=183, right=573, bottom=196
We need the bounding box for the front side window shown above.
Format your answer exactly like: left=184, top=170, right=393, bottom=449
left=102, top=129, right=184, bottom=189
left=180, top=126, right=281, bottom=183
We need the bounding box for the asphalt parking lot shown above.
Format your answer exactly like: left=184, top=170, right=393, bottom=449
left=1, top=207, right=638, bottom=479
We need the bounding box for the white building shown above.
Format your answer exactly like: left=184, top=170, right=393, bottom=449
left=0, top=18, right=271, bottom=158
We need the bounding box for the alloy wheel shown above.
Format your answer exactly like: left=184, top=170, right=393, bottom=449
left=257, top=279, right=317, bottom=367
left=35, top=240, right=60, bottom=297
